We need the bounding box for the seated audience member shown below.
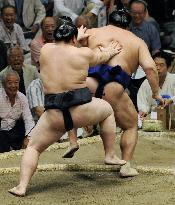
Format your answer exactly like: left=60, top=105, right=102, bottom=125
left=30, top=17, right=56, bottom=70
left=53, top=0, right=103, bottom=24
left=75, top=15, right=91, bottom=28
left=97, top=0, right=116, bottom=28
left=0, top=40, right=8, bottom=71
left=0, top=5, right=29, bottom=52
left=129, top=0, right=161, bottom=55
left=0, top=70, right=35, bottom=153
left=26, top=78, right=44, bottom=123
left=137, top=51, right=175, bottom=126
left=0, top=45, right=39, bottom=95
left=128, top=0, right=161, bottom=110
left=1, top=0, right=46, bottom=39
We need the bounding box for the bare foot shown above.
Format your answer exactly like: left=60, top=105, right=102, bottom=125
left=105, top=156, right=126, bottom=165
left=119, top=162, right=139, bottom=177
left=8, top=186, right=26, bottom=197
left=62, top=145, right=79, bottom=158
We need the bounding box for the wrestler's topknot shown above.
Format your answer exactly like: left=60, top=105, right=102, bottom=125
left=109, top=9, right=132, bottom=29
left=54, top=21, right=78, bottom=42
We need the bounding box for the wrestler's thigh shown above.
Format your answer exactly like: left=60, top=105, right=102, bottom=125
left=70, top=97, right=114, bottom=128
left=28, top=110, right=65, bottom=152
left=102, top=82, right=137, bottom=130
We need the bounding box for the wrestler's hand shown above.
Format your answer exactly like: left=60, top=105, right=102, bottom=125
left=99, top=41, right=122, bottom=58
left=77, top=25, right=91, bottom=42
left=164, top=98, right=173, bottom=107
left=152, top=94, right=165, bottom=107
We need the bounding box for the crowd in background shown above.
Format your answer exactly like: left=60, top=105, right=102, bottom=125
left=0, top=0, right=175, bottom=153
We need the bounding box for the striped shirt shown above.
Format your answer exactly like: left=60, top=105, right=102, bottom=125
left=26, top=78, right=44, bottom=121
left=0, top=88, right=35, bottom=135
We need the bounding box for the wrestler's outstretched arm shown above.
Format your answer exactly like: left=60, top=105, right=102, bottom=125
left=138, top=40, right=164, bottom=105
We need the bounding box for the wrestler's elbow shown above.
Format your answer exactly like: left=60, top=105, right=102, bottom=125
left=144, top=66, right=158, bottom=77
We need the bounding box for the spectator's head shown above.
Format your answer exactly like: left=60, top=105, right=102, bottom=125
left=1, top=5, right=16, bottom=30
left=152, top=51, right=172, bottom=78
left=129, top=0, right=147, bottom=25
left=53, top=21, right=78, bottom=44
left=7, top=45, right=24, bottom=72
left=2, top=70, right=20, bottom=98
left=75, top=15, right=91, bottom=28
left=108, top=9, right=132, bottom=29
left=41, top=17, right=56, bottom=42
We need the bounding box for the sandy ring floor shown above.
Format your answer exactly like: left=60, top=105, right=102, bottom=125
left=0, top=130, right=175, bottom=176
left=0, top=163, right=175, bottom=176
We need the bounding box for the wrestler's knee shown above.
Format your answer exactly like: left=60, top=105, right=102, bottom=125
left=102, top=99, right=114, bottom=115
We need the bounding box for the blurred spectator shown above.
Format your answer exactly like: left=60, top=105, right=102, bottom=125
left=137, top=50, right=175, bottom=126
left=75, top=15, right=91, bottom=28
left=0, top=70, right=34, bottom=153
left=26, top=78, right=44, bottom=123
left=0, top=45, right=39, bottom=95
left=1, top=0, right=46, bottom=39
left=129, top=0, right=161, bottom=55
left=53, top=0, right=103, bottom=24
left=0, top=5, right=29, bottom=52
left=40, top=0, right=54, bottom=17
left=128, top=0, right=161, bottom=110
left=97, top=0, right=111, bottom=27
left=0, top=40, right=8, bottom=71
left=30, top=17, right=56, bottom=70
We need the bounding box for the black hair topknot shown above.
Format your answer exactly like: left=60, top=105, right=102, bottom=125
left=109, top=8, right=132, bottom=29
left=53, top=22, right=78, bottom=42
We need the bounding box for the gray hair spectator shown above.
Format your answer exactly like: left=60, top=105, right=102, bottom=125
left=75, top=15, right=91, bottom=28
left=0, top=45, right=39, bottom=95
left=0, top=70, right=35, bottom=153
left=129, top=0, right=161, bottom=55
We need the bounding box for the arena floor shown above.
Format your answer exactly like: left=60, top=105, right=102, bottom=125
left=0, top=131, right=175, bottom=205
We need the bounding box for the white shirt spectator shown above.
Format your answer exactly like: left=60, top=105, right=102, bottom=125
left=137, top=72, right=175, bottom=113
left=54, top=0, right=103, bottom=22
left=0, top=21, right=29, bottom=51
left=97, top=3, right=107, bottom=27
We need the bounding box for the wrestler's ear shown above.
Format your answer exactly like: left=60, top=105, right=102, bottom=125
left=72, top=35, right=78, bottom=46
